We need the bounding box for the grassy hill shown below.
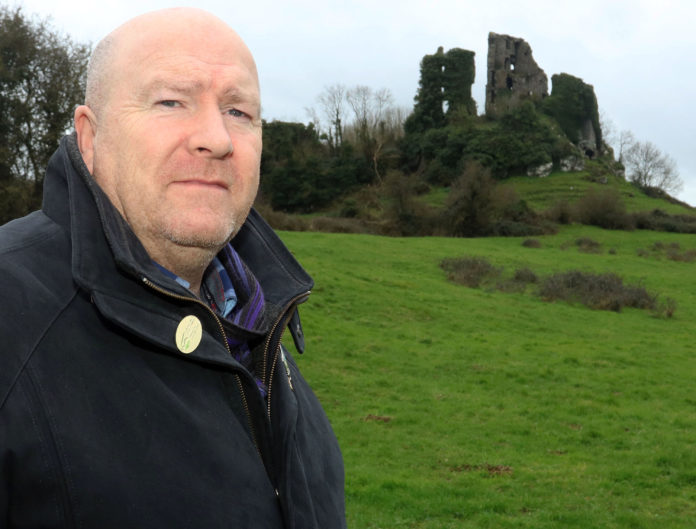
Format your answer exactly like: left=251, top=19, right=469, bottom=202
left=280, top=225, right=696, bottom=528
left=500, top=170, right=694, bottom=215
left=420, top=169, right=694, bottom=217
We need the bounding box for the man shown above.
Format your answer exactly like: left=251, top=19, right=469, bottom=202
left=0, top=8, right=345, bottom=528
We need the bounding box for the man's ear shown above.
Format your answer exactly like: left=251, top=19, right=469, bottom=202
left=74, top=105, right=97, bottom=174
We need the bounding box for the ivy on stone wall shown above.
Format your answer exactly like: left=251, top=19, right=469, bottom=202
left=405, top=46, right=476, bottom=134
left=542, top=73, right=602, bottom=153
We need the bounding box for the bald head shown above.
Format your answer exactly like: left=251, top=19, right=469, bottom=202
left=84, top=8, right=259, bottom=119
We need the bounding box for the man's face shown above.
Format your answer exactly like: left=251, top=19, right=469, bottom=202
left=90, top=22, right=262, bottom=258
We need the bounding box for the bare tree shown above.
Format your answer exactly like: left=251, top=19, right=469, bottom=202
left=617, top=130, right=636, bottom=163
left=345, top=86, right=398, bottom=181
left=623, top=140, right=682, bottom=194
left=308, top=84, right=347, bottom=151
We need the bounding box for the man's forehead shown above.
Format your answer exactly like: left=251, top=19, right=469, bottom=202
left=137, top=60, right=260, bottom=101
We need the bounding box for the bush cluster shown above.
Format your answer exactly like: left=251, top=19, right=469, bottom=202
left=571, top=188, right=633, bottom=230
left=543, top=189, right=696, bottom=235
left=538, top=271, right=655, bottom=312
left=440, top=256, right=501, bottom=288
left=636, top=241, right=696, bottom=263
left=633, top=210, right=696, bottom=234
left=441, top=255, right=675, bottom=317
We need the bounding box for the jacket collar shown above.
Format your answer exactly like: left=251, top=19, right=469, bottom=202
left=42, top=134, right=313, bottom=350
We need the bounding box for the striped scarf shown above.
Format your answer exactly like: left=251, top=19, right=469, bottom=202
left=201, top=244, right=269, bottom=397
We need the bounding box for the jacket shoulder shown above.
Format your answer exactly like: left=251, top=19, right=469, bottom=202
left=0, top=211, right=77, bottom=407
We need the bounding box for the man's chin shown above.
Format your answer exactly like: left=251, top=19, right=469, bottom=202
left=162, top=225, right=238, bottom=252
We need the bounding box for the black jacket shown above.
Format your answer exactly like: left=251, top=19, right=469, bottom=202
left=0, top=135, right=345, bottom=528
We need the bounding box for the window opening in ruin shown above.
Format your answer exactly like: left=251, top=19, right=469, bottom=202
left=506, top=76, right=514, bottom=90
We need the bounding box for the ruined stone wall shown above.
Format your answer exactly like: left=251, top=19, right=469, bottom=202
left=405, top=46, right=476, bottom=133
left=485, top=32, right=548, bottom=117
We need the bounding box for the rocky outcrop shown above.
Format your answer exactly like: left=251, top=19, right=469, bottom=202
left=527, top=161, right=553, bottom=178
left=485, top=32, right=548, bottom=117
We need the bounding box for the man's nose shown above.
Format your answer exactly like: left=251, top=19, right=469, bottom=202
left=189, top=104, right=234, bottom=158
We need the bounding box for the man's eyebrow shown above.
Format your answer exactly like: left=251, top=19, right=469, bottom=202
left=221, top=87, right=259, bottom=105
left=141, top=78, right=204, bottom=97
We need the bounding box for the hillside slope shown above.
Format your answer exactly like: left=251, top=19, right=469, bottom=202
left=281, top=226, right=696, bottom=528
left=501, top=170, right=694, bottom=215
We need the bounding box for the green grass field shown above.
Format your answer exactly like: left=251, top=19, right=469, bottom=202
left=280, top=225, right=696, bottom=528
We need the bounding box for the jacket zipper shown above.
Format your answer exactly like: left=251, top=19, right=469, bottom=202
left=141, top=276, right=263, bottom=460
left=263, top=292, right=311, bottom=419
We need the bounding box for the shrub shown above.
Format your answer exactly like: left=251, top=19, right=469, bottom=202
left=575, top=237, right=602, bottom=253
left=666, top=248, right=696, bottom=263
left=538, top=270, right=656, bottom=312
left=440, top=256, right=501, bottom=288
left=381, top=170, right=437, bottom=236
left=441, top=162, right=497, bottom=237
left=573, top=188, right=634, bottom=230
left=514, top=267, right=538, bottom=284
left=545, top=200, right=573, bottom=225
left=522, top=239, right=542, bottom=249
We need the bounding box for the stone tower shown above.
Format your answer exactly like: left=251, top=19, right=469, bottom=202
left=485, top=32, right=548, bottom=117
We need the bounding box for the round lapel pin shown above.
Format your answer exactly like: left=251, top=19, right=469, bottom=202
left=175, top=315, right=203, bottom=354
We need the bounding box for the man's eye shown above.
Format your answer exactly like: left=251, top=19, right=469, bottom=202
left=227, top=108, right=249, bottom=119
left=158, top=100, right=179, bottom=108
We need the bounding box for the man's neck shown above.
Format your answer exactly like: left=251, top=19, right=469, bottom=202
left=148, top=245, right=219, bottom=297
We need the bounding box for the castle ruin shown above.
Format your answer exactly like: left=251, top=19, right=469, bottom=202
left=485, top=32, right=548, bottom=117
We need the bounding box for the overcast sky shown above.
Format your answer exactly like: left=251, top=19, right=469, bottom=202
left=14, top=0, right=696, bottom=205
